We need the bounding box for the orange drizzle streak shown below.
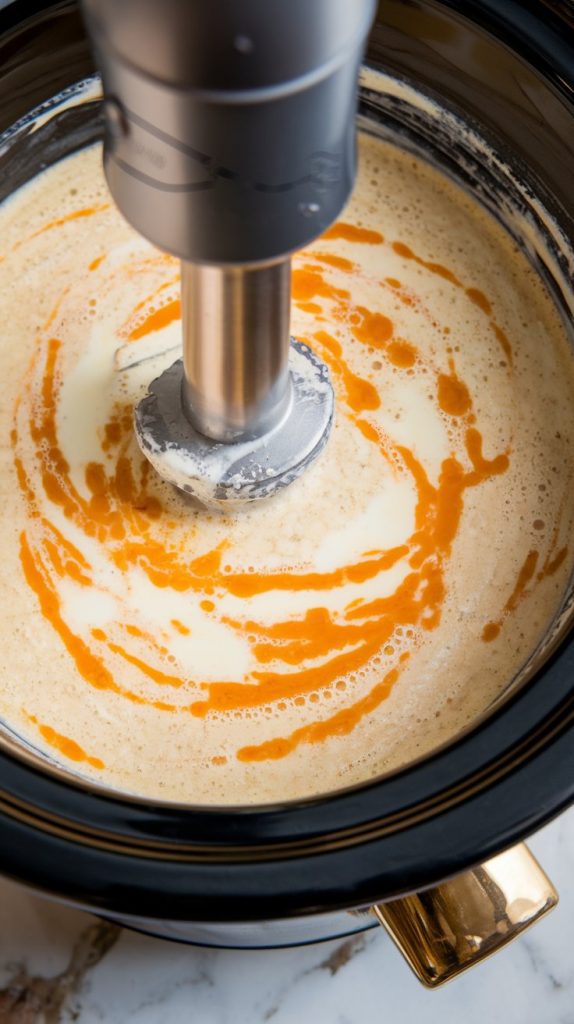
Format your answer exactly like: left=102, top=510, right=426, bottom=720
left=27, top=713, right=104, bottom=769
left=387, top=340, right=417, bottom=368
left=505, top=550, right=540, bottom=613
left=466, top=288, right=491, bottom=315
left=438, top=368, right=472, bottom=417
left=312, top=252, right=356, bottom=272
left=392, top=241, right=462, bottom=286
left=482, top=550, right=540, bottom=641
left=237, top=667, right=400, bottom=761
left=128, top=298, right=181, bottom=341
left=7, top=205, right=111, bottom=260
left=12, top=213, right=557, bottom=770
left=313, top=330, right=380, bottom=412
left=491, top=322, right=513, bottom=364
left=350, top=306, right=393, bottom=348
left=292, top=267, right=349, bottom=305
left=20, top=533, right=119, bottom=694
left=540, top=547, right=568, bottom=579
left=465, top=429, right=510, bottom=477
left=220, top=544, right=409, bottom=600
left=172, top=619, right=191, bottom=635
left=322, top=222, right=384, bottom=245
left=391, top=240, right=513, bottom=364
left=107, top=642, right=185, bottom=688
left=482, top=622, right=501, bottom=643
left=297, top=301, right=323, bottom=315
left=119, top=277, right=180, bottom=339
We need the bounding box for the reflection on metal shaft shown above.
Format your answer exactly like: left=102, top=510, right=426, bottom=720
left=181, top=259, right=292, bottom=443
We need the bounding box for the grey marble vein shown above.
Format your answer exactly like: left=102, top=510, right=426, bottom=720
left=0, top=922, right=119, bottom=1023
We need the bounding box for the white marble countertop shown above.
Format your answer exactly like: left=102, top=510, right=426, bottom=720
left=0, top=811, right=573, bottom=1023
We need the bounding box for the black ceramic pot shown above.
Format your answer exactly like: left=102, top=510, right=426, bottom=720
left=0, top=0, right=572, bottom=985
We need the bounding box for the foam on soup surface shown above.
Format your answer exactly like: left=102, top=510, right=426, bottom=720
left=0, top=132, right=573, bottom=802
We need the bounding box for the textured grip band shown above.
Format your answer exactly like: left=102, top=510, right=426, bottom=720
left=81, top=0, right=376, bottom=263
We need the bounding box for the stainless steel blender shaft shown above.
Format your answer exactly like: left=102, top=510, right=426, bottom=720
left=181, top=260, right=292, bottom=443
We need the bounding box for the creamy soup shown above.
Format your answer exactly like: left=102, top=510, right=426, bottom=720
left=0, top=130, right=573, bottom=803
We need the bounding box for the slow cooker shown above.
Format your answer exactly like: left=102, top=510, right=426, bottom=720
left=0, top=0, right=572, bottom=988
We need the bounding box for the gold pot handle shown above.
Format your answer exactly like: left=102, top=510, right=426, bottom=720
left=372, top=842, right=558, bottom=988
